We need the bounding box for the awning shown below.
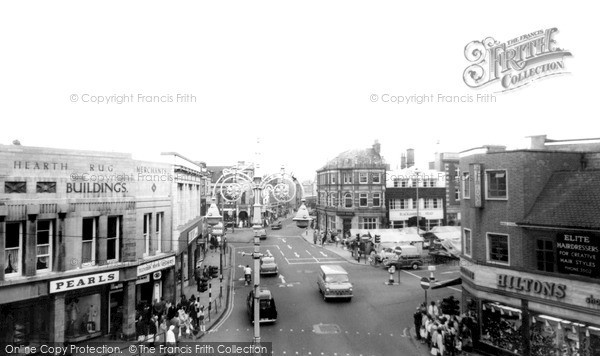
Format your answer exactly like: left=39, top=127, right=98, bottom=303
left=431, top=277, right=462, bottom=289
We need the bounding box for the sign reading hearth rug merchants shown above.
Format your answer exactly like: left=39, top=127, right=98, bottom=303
left=463, top=28, right=572, bottom=91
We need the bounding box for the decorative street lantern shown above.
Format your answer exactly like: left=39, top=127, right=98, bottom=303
left=293, top=199, right=312, bottom=228
left=206, top=197, right=222, bottom=226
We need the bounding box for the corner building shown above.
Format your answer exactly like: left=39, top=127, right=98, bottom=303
left=0, top=144, right=174, bottom=346
left=459, top=136, right=600, bottom=356
left=316, top=140, right=387, bottom=236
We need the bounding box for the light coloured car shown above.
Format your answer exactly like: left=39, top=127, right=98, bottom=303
left=260, top=256, right=278, bottom=275
left=317, top=265, right=353, bottom=301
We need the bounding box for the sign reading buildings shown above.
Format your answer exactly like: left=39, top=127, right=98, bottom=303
left=556, top=232, right=600, bottom=278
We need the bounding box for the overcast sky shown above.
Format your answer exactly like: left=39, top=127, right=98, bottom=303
left=1, top=1, right=597, bottom=181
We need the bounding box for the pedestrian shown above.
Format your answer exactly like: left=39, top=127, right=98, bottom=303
left=166, top=325, right=176, bottom=350
left=199, top=305, right=206, bottom=332
left=313, top=229, right=318, bottom=244
left=414, top=308, right=423, bottom=341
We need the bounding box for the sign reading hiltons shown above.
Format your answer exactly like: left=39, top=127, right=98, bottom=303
left=497, top=273, right=566, bottom=299
left=137, top=256, right=176, bottom=276
left=464, top=28, right=571, bottom=91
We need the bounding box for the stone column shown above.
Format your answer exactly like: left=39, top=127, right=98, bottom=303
left=98, top=215, right=108, bottom=265
left=25, top=216, right=37, bottom=276
left=49, top=293, right=66, bottom=345
left=0, top=216, right=5, bottom=281
left=122, top=280, right=137, bottom=340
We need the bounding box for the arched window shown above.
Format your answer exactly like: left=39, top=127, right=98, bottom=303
left=344, top=193, right=353, bottom=208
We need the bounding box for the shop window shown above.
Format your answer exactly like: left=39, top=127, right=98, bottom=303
left=481, top=301, right=524, bottom=354
left=359, top=193, right=368, bottom=207
left=0, top=300, right=50, bottom=345
left=372, top=193, right=381, bottom=207
left=536, top=239, right=554, bottom=272
left=107, top=216, right=121, bottom=262
left=463, top=228, right=472, bottom=257
left=486, top=170, right=507, bottom=199
left=530, top=315, right=600, bottom=356
left=81, top=218, right=97, bottom=266
left=36, top=220, right=53, bottom=272
left=65, top=295, right=101, bottom=341
left=487, top=233, right=509, bottom=265
left=4, top=222, right=23, bottom=277
left=359, top=217, right=378, bottom=229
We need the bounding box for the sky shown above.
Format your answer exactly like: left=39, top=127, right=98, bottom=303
left=1, top=1, right=598, bottom=181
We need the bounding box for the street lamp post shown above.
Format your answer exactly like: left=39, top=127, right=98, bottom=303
left=204, top=165, right=311, bottom=349
left=415, top=168, right=420, bottom=234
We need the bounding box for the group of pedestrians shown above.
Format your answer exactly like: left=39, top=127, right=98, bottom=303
left=312, top=228, right=341, bottom=246
left=135, top=294, right=207, bottom=346
left=413, top=301, right=476, bottom=356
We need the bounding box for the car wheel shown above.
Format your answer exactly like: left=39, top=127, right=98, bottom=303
left=323, top=295, right=327, bottom=301
left=412, top=263, right=419, bottom=270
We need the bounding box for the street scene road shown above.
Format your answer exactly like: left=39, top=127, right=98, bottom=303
left=202, top=219, right=461, bottom=356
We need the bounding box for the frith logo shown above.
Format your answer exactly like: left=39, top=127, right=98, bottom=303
left=463, top=28, right=572, bottom=91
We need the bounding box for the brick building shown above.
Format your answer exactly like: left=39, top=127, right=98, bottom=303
left=431, top=152, right=461, bottom=225
left=0, top=144, right=180, bottom=345
left=316, top=140, right=388, bottom=236
left=459, top=136, right=600, bottom=356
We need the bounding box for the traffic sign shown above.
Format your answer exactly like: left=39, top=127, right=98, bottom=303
left=420, top=277, right=430, bottom=290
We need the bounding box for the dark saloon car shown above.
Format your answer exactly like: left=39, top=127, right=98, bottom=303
left=271, top=221, right=282, bottom=230
left=247, top=288, right=278, bottom=323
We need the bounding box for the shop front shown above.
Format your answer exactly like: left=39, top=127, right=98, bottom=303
left=136, top=255, right=175, bottom=306
left=461, top=264, right=600, bottom=356
left=49, top=270, right=120, bottom=343
left=0, top=297, right=50, bottom=346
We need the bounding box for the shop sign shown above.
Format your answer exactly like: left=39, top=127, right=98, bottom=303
left=336, top=211, right=355, bottom=217
left=137, top=256, right=176, bottom=276
left=153, top=271, right=162, bottom=280
left=50, top=271, right=119, bottom=293
left=497, top=273, right=566, bottom=299
left=461, top=266, right=475, bottom=280
left=556, top=232, right=600, bottom=278
left=472, top=164, right=482, bottom=208
left=188, top=226, right=199, bottom=244
left=211, top=227, right=223, bottom=236
left=136, top=274, right=150, bottom=285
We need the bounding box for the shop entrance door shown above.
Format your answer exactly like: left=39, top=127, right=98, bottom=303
left=108, top=291, right=123, bottom=337
left=343, top=219, right=352, bottom=236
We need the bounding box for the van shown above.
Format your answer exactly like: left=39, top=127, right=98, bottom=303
left=379, top=245, right=424, bottom=270
left=317, top=265, right=353, bottom=301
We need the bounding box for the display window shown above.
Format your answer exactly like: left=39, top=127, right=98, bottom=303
left=64, top=294, right=101, bottom=341
left=480, top=301, right=524, bottom=354
left=0, top=300, right=49, bottom=345
left=530, top=314, right=600, bottom=356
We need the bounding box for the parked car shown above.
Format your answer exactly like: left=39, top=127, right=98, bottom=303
left=247, top=288, right=278, bottom=323
left=379, top=245, right=424, bottom=270
left=255, top=228, right=267, bottom=240
left=271, top=221, right=282, bottom=230
left=317, top=265, right=353, bottom=301
left=260, top=256, right=278, bottom=275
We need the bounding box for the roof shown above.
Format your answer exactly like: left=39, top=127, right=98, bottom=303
left=319, top=147, right=386, bottom=171
left=320, top=265, right=348, bottom=274
left=520, top=170, right=600, bottom=230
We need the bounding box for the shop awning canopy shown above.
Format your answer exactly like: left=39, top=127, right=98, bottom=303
left=431, top=277, right=462, bottom=289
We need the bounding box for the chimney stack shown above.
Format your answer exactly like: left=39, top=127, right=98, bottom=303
left=400, top=153, right=407, bottom=169
left=373, top=140, right=381, bottom=155
left=528, top=135, right=547, bottom=150
left=407, top=148, right=415, bottom=168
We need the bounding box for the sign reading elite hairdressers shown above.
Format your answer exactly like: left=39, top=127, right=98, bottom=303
left=556, top=232, right=600, bottom=278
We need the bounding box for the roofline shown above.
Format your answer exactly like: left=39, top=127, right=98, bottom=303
left=161, top=151, right=200, bottom=166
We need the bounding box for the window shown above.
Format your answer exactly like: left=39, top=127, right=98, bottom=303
left=359, top=217, right=378, bottom=229
left=330, top=174, right=336, bottom=184
left=343, top=172, right=352, bottom=184
left=389, top=199, right=407, bottom=210
left=36, top=220, right=53, bottom=272
left=536, top=239, right=554, bottom=272
left=412, top=199, right=417, bottom=209
left=424, top=199, right=431, bottom=209
left=332, top=193, right=339, bottom=207
left=143, top=214, right=151, bottom=256
left=107, top=216, right=121, bottom=262
left=462, top=172, right=470, bottom=199
left=426, top=178, right=437, bottom=187
left=371, top=173, right=381, bottom=184
left=156, top=213, right=163, bottom=253
left=486, top=170, right=507, bottom=199
left=359, top=193, right=368, bottom=207
left=411, top=179, right=417, bottom=188
left=401, top=180, right=408, bottom=188
left=81, top=218, right=97, bottom=265
left=372, top=193, right=381, bottom=207
left=344, top=193, right=353, bottom=208
left=5, top=181, right=26, bottom=193
left=359, top=172, right=368, bottom=184
left=433, top=198, right=440, bottom=209
left=487, top=233, right=509, bottom=264
left=463, top=229, right=472, bottom=257
left=454, top=185, right=460, bottom=200
left=4, top=222, right=22, bottom=276
left=36, top=182, right=56, bottom=193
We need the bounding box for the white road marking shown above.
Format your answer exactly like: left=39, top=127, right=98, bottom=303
left=402, top=328, right=408, bottom=337
left=441, top=271, right=458, bottom=274
left=279, top=275, right=287, bottom=284
left=319, top=251, right=328, bottom=257
left=294, top=252, right=300, bottom=258
left=210, top=246, right=238, bottom=332
left=305, top=250, right=313, bottom=256
left=287, top=245, right=293, bottom=250
left=281, top=238, right=287, bottom=243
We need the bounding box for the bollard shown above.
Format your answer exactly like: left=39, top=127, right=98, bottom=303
left=386, top=265, right=396, bottom=285
left=428, top=265, right=436, bottom=282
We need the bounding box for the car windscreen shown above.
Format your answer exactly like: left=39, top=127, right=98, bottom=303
left=325, top=274, right=349, bottom=283
left=262, top=257, right=275, bottom=264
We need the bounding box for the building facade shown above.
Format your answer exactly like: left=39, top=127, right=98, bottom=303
left=386, top=167, right=446, bottom=230
left=316, top=141, right=387, bottom=236
left=0, top=144, right=175, bottom=346
left=459, top=136, right=600, bottom=356
left=431, top=152, right=461, bottom=226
